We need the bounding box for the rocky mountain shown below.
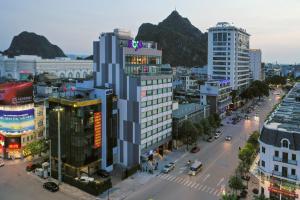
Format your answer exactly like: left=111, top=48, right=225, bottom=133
left=136, top=10, right=207, bottom=67
left=3, top=31, right=66, bottom=58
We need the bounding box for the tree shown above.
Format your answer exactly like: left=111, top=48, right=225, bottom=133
left=235, top=161, right=248, bottom=177
left=208, top=115, right=217, bottom=129
left=254, top=195, right=270, bottom=200
left=194, top=122, right=204, bottom=138
left=238, top=143, right=256, bottom=166
left=230, top=90, right=238, bottom=104
left=228, top=175, right=244, bottom=195
left=212, top=113, right=221, bottom=127
left=179, top=120, right=198, bottom=150
left=23, top=139, right=46, bottom=157
left=247, top=131, right=260, bottom=150
left=222, top=194, right=238, bottom=200
left=200, top=118, right=212, bottom=136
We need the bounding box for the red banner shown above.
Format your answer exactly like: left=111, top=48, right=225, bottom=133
left=94, top=112, right=102, bottom=148
left=0, top=82, right=33, bottom=105
left=268, top=186, right=298, bottom=198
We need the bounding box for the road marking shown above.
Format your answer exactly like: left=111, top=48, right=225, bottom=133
left=205, top=186, right=211, bottom=193
left=169, top=176, right=176, bottom=181
left=209, top=188, right=214, bottom=194
left=202, top=174, right=210, bottom=182
left=194, top=183, right=200, bottom=189
left=201, top=185, right=207, bottom=191
left=217, top=177, right=225, bottom=186
left=217, top=190, right=223, bottom=196
left=213, top=189, right=220, bottom=196
left=174, top=177, right=181, bottom=183
left=184, top=180, right=191, bottom=186
left=198, top=185, right=203, bottom=190
left=190, top=183, right=197, bottom=188
left=187, top=181, right=193, bottom=187
left=166, top=175, right=174, bottom=180
left=178, top=178, right=185, bottom=184
left=174, top=152, right=188, bottom=162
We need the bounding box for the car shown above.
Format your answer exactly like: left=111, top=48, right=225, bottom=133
left=26, top=163, right=40, bottom=172
left=76, top=175, right=95, bottom=183
left=214, top=132, right=221, bottom=139
left=43, top=182, right=59, bottom=192
left=207, top=136, right=214, bottom=142
left=97, top=169, right=110, bottom=178
left=244, top=115, right=249, bottom=120
left=162, top=162, right=175, bottom=173
left=0, top=159, right=4, bottom=167
left=220, top=123, right=224, bottom=126
left=190, top=146, right=200, bottom=153
left=225, top=136, right=232, bottom=141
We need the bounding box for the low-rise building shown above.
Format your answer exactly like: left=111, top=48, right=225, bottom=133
left=258, top=83, right=300, bottom=199
left=200, top=80, right=231, bottom=118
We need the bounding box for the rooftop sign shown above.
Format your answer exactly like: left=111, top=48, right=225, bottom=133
left=128, top=40, right=143, bottom=51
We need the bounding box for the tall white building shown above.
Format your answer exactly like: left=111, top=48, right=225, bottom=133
left=258, top=83, right=300, bottom=199
left=0, top=55, right=93, bottom=80
left=93, top=29, right=173, bottom=167
left=249, top=49, right=263, bottom=81
left=207, top=22, right=251, bottom=91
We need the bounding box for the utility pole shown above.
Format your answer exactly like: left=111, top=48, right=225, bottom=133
left=54, top=106, right=63, bottom=184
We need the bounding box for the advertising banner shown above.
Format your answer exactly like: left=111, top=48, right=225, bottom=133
left=0, top=109, right=35, bottom=133
left=0, top=82, right=33, bottom=105
left=94, top=112, right=102, bottom=148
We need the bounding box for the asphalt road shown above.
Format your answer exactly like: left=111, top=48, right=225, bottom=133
left=0, top=160, right=74, bottom=200
left=125, top=90, right=281, bottom=200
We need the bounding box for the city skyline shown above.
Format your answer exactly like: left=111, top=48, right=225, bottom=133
left=1, top=0, right=300, bottom=64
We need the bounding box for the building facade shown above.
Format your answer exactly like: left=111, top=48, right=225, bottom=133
left=0, top=55, right=93, bottom=80
left=207, top=22, right=251, bottom=91
left=93, top=29, right=173, bottom=167
left=200, top=80, right=232, bottom=118
left=249, top=49, right=263, bottom=81
left=258, top=83, right=300, bottom=200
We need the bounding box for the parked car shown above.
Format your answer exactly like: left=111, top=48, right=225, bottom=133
left=225, top=136, right=232, bottom=141
left=214, top=132, right=221, bottom=139
left=162, top=162, right=175, bottom=173
left=207, top=136, right=214, bottom=142
left=26, top=163, right=41, bottom=172
left=75, top=175, right=95, bottom=183
left=43, top=182, right=59, bottom=192
left=97, top=169, right=110, bottom=178
left=0, top=159, right=4, bottom=167
left=190, top=146, right=200, bottom=153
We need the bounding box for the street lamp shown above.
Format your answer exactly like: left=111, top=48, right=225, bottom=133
left=45, top=139, right=51, bottom=179
left=53, top=106, right=64, bottom=185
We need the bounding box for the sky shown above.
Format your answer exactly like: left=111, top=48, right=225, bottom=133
left=0, top=0, right=299, bottom=64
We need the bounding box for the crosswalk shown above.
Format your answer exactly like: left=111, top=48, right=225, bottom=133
left=157, top=173, right=223, bottom=197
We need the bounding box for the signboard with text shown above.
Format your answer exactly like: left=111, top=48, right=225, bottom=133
left=94, top=112, right=102, bottom=148
left=0, top=82, right=33, bottom=105
left=0, top=109, right=35, bottom=133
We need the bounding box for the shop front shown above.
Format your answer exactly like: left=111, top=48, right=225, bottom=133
left=0, top=134, right=4, bottom=158
left=4, top=136, right=22, bottom=159
left=268, top=177, right=299, bottom=200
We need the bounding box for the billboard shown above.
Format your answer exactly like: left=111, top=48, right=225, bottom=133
left=94, top=112, right=102, bottom=148
left=0, top=109, right=35, bottom=133
left=0, top=82, right=33, bottom=105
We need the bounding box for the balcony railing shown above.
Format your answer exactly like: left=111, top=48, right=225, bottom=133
left=273, top=156, right=297, bottom=166
left=288, top=175, right=298, bottom=180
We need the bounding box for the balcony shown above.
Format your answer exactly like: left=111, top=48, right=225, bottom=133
left=288, top=175, right=298, bottom=180
left=273, top=156, right=297, bottom=166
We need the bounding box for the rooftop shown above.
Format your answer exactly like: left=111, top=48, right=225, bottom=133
left=173, top=103, right=205, bottom=119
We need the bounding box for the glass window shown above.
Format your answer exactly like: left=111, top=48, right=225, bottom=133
left=141, top=80, right=146, bottom=86
left=282, top=140, right=289, bottom=148
left=141, top=133, right=146, bottom=139
left=158, top=98, right=162, bottom=104
left=153, top=99, right=158, bottom=105
left=262, top=146, right=265, bottom=153
left=141, top=102, right=146, bottom=108
left=146, top=121, right=152, bottom=127
left=292, top=169, right=296, bottom=175
left=141, top=123, right=146, bottom=129
left=153, top=79, right=157, bottom=85
left=146, top=90, right=153, bottom=96
left=146, top=80, right=152, bottom=85
left=146, top=111, right=152, bottom=117
left=153, top=109, right=158, bottom=114
left=141, top=112, right=146, bottom=118
left=168, top=78, right=172, bottom=83
left=275, top=151, right=279, bottom=157
left=157, top=89, right=162, bottom=94
left=274, top=165, right=278, bottom=171
left=292, top=154, right=296, bottom=161
left=146, top=100, right=152, bottom=106
left=158, top=79, right=162, bottom=84
left=261, top=160, right=265, bottom=167
left=163, top=79, right=167, bottom=83
left=153, top=89, right=157, bottom=95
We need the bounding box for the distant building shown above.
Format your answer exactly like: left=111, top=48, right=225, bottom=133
left=191, top=66, right=208, bottom=81
left=200, top=80, right=231, bottom=118
left=249, top=49, right=263, bottom=81
left=294, top=66, right=300, bottom=79
left=207, top=22, right=251, bottom=91
left=0, top=54, right=93, bottom=80
left=258, top=83, right=300, bottom=199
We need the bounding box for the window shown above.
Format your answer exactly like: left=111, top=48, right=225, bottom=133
left=292, top=154, right=296, bottom=161
left=141, top=102, right=147, bottom=108
left=158, top=79, right=162, bottom=84
left=146, top=90, right=153, bottom=96
left=141, top=80, right=146, bottom=86
left=261, top=160, right=265, bottom=167
left=282, top=139, right=289, bottom=148
left=274, top=165, right=278, bottom=171
left=153, top=80, right=157, bottom=85
left=291, top=169, right=296, bottom=176
left=146, top=80, right=152, bottom=85
left=275, top=150, right=279, bottom=157
left=261, top=146, right=265, bottom=153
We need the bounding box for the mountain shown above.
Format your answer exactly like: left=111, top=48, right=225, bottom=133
left=3, top=31, right=66, bottom=58
left=136, top=10, right=207, bottom=67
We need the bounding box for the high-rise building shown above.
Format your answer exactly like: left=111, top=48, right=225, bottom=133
left=249, top=49, right=263, bottom=81
left=258, top=83, right=300, bottom=199
left=93, top=29, right=173, bottom=167
left=207, top=22, right=251, bottom=91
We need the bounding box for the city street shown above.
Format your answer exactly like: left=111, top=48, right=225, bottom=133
left=0, top=160, right=75, bottom=200
left=124, top=90, right=281, bottom=200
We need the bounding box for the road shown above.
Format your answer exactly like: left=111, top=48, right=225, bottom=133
left=125, top=91, right=281, bottom=200
left=0, top=159, right=75, bottom=200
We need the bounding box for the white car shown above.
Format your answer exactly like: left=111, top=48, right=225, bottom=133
left=0, top=159, right=4, bottom=167
left=214, top=131, right=222, bottom=139
left=162, top=162, right=175, bottom=173
left=76, top=175, right=94, bottom=183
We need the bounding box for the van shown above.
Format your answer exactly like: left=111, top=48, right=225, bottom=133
left=188, top=161, right=203, bottom=176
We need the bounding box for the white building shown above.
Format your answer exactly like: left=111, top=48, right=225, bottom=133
left=0, top=54, right=93, bottom=80
left=200, top=80, right=231, bottom=118
left=250, top=49, right=263, bottom=81
left=207, top=22, right=251, bottom=91
left=93, top=29, right=173, bottom=167
left=258, top=83, right=300, bottom=199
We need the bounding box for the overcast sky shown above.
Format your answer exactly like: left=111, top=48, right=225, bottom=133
left=1, top=0, right=299, bottom=64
